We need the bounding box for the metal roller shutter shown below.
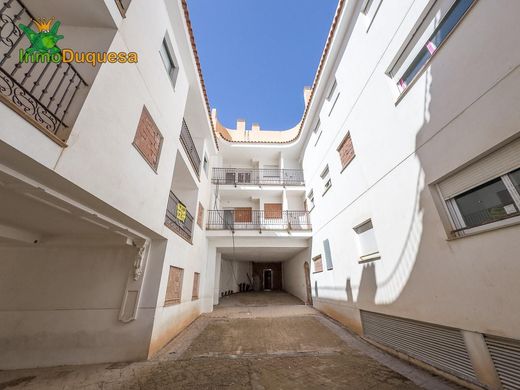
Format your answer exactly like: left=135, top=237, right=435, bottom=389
left=485, top=335, right=520, bottom=390
left=361, top=311, right=478, bottom=383
left=438, top=137, right=520, bottom=199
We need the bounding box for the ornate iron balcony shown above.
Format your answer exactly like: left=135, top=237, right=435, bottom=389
left=207, top=210, right=311, bottom=232
left=180, top=119, right=201, bottom=177
left=0, top=0, right=88, bottom=145
left=165, top=191, right=194, bottom=243
left=212, top=168, right=305, bottom=186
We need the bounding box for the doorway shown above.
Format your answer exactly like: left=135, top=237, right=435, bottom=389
left=304, top=262, right=313, bottom=305
left=263, top=269, right=273, bottom=291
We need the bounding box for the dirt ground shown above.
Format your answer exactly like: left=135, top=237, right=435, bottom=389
left=0, top=292, right=461, bottom=389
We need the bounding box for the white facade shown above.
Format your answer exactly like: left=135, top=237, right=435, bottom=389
left=0, top=0, right=519, bottom=388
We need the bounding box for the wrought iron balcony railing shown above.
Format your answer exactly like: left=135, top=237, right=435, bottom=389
left=212, top=168, right=305, bottom=186
left=165, top=191, right=194, bottom=243
left=0, top=0, right=87, bottom=145
left=180, top=119, right=201, bottom=177
left=207, top=210, right=311, bottom=232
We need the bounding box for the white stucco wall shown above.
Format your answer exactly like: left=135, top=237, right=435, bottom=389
left=282, top=248, right=311, bottom=303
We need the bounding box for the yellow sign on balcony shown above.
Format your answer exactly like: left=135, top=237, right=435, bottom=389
left=176, top=203, right=187, bottom=223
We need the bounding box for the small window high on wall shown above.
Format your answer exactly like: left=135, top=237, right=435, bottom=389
left=354, top=219, right=381, bottom=263
left=160, top=35, right=179, bottom=88
left=388, top=0, right=477, bottom=93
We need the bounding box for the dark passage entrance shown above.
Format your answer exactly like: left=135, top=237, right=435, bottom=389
left=263, top=269, right=273, bottom=290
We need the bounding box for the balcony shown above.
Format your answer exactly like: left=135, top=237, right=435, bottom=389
left=212, top=168, right=305, bottom=186
left=206, top=210, right=311, bottom=232
left=180, top=119, right=201, bottom=178
left=165, top=191, right=194, bottom=243
left=0, top=0, right=89, bottom=145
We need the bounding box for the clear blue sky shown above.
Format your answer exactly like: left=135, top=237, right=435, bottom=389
left=187, top=0, right=338, bottom=130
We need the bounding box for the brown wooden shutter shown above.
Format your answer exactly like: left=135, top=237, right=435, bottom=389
left=264, top=203, right=282, bottom=219
left=192, top=272, right=200, bottom=300
left=165, top=266, right=183, bottom=306
left=337, top=132, right=355, bottom=170
left=313, top=255, right=323, bottom=273
left=133, top=106, right=163, bottom=171
left=197, top=202, right=204, bottom=228
left=234, top=207, right=252, bottom=223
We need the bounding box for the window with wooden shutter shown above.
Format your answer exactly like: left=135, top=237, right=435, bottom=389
left=337, top=132, right=355, bottom=170
left=264, top=203, right=282, bottom=219
left=197, top=202, right=204, bottom=229
left=312, top=255, right=323, bottom=273
left=234, top=207, right=252, bottom=223
left=133, top=106, right=163, bottom=171
left=165, top=266, right=183, bottom=306
left=192, top=272, right=200, bottom=300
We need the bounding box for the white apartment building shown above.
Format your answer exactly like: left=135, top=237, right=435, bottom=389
left=0, top=0, right=519, bottom=389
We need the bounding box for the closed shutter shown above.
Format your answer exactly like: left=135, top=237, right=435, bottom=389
left=337, top=132, right=355, bottom=169
left=192, top=272, right=200, bottom=300
left=165, top=266, right=183, bottom=306
left=264, top=203, right=282, bottom=219
left=234, top=207, right=252, bottom=223
left=323, top=239, right=333, bottom=270
left=361, top=311, right=479, bottom=384
left=438, top=138, right=520, bottom=199
left=312, top=255, right=323, bottom=273
left=197, top=202, right=204, bottom=228
left=484, top=335, right=520, bottom=390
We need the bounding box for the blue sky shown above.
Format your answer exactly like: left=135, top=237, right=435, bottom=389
left=187, top=0, right=338, bottom=130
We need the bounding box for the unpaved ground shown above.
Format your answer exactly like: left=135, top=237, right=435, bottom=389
left=0, top=292, right=461, bottom=389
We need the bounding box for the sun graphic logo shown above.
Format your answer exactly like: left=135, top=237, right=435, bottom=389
left=19, top=17, right=63, bottom=55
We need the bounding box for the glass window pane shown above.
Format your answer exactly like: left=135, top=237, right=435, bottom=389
left=400, top=46, right=431, bottom=88
left=431, top=0, right=474, bottom=47
left=455, top=178, right=518, bottom=228
left=509, top=168, right=520, bottom=194
left=160, top=42, right=173, bottom=75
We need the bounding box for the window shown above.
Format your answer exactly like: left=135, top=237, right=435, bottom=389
left=446, top=170, right=520, bottom=232
left=264, top=203, right=282, bottom=219
left=312, top=255, right=323, bottom=273
left=354, top=219, right=381, bottom=262
left=203, top=154, right=209, bottom=176
left=160, top=36, right=179, bottom=88
left=321, top=165, right=332, bottom=195
left=323, top=239, right=333, bottom=270
left=165, top=266, right=183, bottom=306
left=307, top=190, right=315, bottom=210
left=197, top=202, right=204, bottom=229
left=133, top=106, right=163, bottom=171
left=362, top=0, right=383, bottom=31
left=327, top=80, right=337, bottom=101
left=394, top=0, right=476, bottom=92
left=192, top=272, right=200, bottom=300
left=337, top=132, right=355, bottom=171
left=313, top=120, right=321, bottom=134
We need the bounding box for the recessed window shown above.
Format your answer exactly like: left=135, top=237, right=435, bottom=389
left=165, top=266, right=183, bottom=306
left=203, top=154, right=209, bottom=176
left=313, top=120, right=321, bottom=134
left=362, top=0, right=383, bottom=31
left=312, top=255, right=323, bottom=273
left=337, top=132, right=355, bottom=171
left=321, top=165, right=332, bottom=195
left=160, top=36, right=179, bottom=88
left=445, top=170, right=520, bottom=233
left=354, top=219, right=381, bottom=263
left=394, top=0, right=476, bottom=92
left=323, top=239, right=333, bottom=271
left=327, top=80, right=337, bottom=101
left=192, top=272, right=200, bottom=300
left=307, top=190, right=315, bottom=210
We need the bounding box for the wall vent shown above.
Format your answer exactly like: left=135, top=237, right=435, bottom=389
left=360, top=311, right=478, bottom=384
left=484, top=335, right=520, bottom=390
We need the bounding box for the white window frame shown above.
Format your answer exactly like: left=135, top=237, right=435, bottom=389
left=442, top=170, right=520, bottom=238
left=160, top=34, right=179, bottom=89
left=353, top=219, right=381, bottom=263
left=361, top=0, right=383, bottom=32
left=320, top=165, right=332, bottom=195
left=307, top=190, right=315, bottom=211
left=386, top=0, right=477, bottom=98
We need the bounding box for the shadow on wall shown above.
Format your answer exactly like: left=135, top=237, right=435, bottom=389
left=313, top=0, right=520, bottom=341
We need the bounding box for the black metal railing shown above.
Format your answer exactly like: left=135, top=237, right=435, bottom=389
left=206, top=210, right=311, bottom=231
left=180, top=119, right=201, bottom=177
left=0, top=0, right=88, bottom=143
left=212, top=168, right=305, bottom=186
left=165, top=191, right=194, bottom=242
